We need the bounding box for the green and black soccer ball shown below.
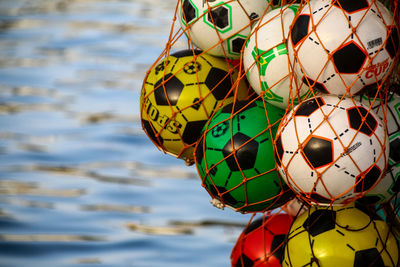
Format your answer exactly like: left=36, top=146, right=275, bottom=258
left=195, top=99, right=293, bottom=213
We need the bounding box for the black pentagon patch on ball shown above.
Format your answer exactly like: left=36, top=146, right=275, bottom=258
left=346, top=106, right=377, bottom=136
left=274, top=185, right=295, bottom=207
left=171, top=49, right=202, bottom=58
left=358, top=195, right=383, bottom=205
left=223, top=132, right=259, bottom=171
left=231, top=37, right=246, bottom=54
left=303, top=209, right=336, bottom=237
left=206, top=68, right=233, bottom=100
left=207, top=5, right=230, bottom=30
left=217, top=185, right=240, bottom=206
left=386, top=26, right=399, bottom=59
left=389, top=136, right=400, bottom=163
left=310, top=193, right=332, bottom=204
left=354, top=248, right=385, bottom=267
left=204, top=178, right=217, bottom=194
left=275, top=135, right=284, bottom=167
left=235, top=254, right=254, bottom=267
left=295, top=96, right=325, bottom=117
left=333, top=42, right=366, bottom=74
left=154, top=73, right=184, bottom=106
left=182, top=119, right=208, bottom=144
left=302, top=136, right=333, bottom=169
left=244, top=218, right=263, bottom=235
left=182, top=0, right=197, bottom=25
left=291, top=14, right=310, bottom=47
left=302, top=76, right=330, bottom=94
left=270, top=234, right=286, bottom=261
left=142, top=119, right=163, bottom=147
left=355, top=165, right=381, bottom=193
left=195, top=136, right=205, bottom=165
left=332, top=0, right=369, bottom=13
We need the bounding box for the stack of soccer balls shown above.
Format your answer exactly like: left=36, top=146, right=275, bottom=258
left=140, top=0, right=400, bottom=266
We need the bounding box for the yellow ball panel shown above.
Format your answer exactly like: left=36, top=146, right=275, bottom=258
left=140, top=50, right=248, bottom=162
left=283, top=206, right=399, bottom=267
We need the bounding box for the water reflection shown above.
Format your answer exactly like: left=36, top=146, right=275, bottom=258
left=81, top=204, right=151, bottom=214
left=0, top=234, right=105, bottom=242
left=127, top=222, right=193, bottom=236
left=0, top=180, right=85, bottom=197
left=0, top=0, right=249, bottom=266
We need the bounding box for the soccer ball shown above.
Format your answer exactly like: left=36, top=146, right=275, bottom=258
left=177, top=0, right=273, bottom=59
left=357, top=93, right=400, bottom=203
left=231, top=213, right=293, bottom=267
left=141, top=49, right=248, bottom=163
left=195, top=99, right=294, bottom=212
left=283, top=205, right=399, bottom=267
left=243, top=4, right=311, bottom=110
left=382, top=197, right=400, bottom=241
left=288, top=0, right=400, bottom=96
left=275, top=95, right=389, bottom=205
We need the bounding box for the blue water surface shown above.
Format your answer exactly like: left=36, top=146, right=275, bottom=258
left=0, top=1, right=251, bottom=266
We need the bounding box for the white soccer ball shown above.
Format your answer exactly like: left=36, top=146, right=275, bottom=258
left=288, top=0, right=399, bottom=96
left=275, top=95, right=389, bottom=205
left=356, top=92, right=400, bottom=203
left=177, top=0, right=273, bottom=59
left=244, top=4, right=310, bottom=110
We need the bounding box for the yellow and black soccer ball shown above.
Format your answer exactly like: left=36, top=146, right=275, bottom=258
left=283, top=205, right=399, bottom=267
left=140, top=49, right=248, bottom=163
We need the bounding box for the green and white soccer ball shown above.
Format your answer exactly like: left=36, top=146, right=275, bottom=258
left=243, top=5, right=310, bottom=110
left=178, top=0, right=273, bottom=59
left=195, top=99, right=293, bottom=212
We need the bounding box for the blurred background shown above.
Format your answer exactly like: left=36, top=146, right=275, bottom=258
left=0, top=0, right=251, bottom=266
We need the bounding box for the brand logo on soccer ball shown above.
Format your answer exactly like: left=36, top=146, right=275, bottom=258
left=366, top=37, right=383, bottom=50
left=365, top=58, right=389, bottom=79
left=144, top=98, right=182, bottom=134
left=342, top=141, right=362, bottom=156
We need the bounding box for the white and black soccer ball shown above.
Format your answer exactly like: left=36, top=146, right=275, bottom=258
left=288, top=0, right=400, bottom=96
left=357, top=93, right=400, bottom=203
left=177, top=0, right=273, bottom=59
left=244, top=4, right=311, bottom=110
left=275, top=95, right=389, bottom=205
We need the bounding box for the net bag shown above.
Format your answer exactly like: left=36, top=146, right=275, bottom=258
left=139, top=0, right=400, bottom=265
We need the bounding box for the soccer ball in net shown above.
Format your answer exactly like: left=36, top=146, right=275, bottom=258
left=275, top=95, right=389, bottom=205
left=288, top=0, right=400, bottom=96
left=195, top=99, right=293, bottom=212
left=141, top=49, right=248, bottom=163
left=231, top=213, right=293, bottom=267
left=243, top=4, right=311, bottom=110
left=357, top=92, right=400, bottom=203
left=283, top=205, right=399, bottom=267
left=177, top=0, right=273, bottom=59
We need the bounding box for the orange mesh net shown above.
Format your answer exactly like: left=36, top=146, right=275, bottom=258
left=140, top=0, right=400, bottom=265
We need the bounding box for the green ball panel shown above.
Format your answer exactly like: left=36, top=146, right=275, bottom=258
left=196, top=100, right=290, bottom=212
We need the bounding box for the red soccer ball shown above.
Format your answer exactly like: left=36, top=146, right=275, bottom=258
left=231, top=213, right=293, bottom=267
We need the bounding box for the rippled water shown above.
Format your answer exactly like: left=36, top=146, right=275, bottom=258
left=0, top=1, right=251, bottom=266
